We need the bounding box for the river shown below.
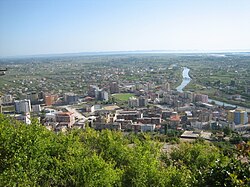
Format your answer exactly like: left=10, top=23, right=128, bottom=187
left=176, top=67, right=191, bottom=93
left=176, top=67, right=250, bottom=110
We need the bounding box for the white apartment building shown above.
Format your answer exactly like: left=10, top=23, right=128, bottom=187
left=14, top=99, right=31, bottom=113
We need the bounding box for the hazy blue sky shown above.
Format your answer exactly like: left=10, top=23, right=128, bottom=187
left=1, top=0, right=250, bottom=56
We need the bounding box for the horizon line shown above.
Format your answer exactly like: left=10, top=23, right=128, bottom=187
left=1, top=49, right=250, bottom=59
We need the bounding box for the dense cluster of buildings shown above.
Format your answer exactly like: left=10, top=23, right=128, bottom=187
left=1, top=77, right=249, bottom=139
left=1, top=60, right=249, bottom=140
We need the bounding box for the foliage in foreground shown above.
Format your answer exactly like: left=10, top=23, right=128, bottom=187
left=0, top=114, right=249, bottom=186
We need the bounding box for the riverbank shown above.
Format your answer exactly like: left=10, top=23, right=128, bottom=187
left=208, top=96, right=250, bottom=111
left=176, top=67, right=250, bottom=110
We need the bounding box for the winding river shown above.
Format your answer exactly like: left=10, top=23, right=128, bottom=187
left=176, top=67, right=191, bottom=93
left=176, top=67, right=249, bottom=110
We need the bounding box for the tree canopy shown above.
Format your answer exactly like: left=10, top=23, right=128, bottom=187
left=0, top=114, right=249, bottom=186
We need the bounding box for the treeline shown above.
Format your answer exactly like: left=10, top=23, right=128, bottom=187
left=0, top=114, right=249, bottom=186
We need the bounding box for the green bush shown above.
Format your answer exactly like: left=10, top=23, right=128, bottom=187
left=0, top=114, right=249, bottom=186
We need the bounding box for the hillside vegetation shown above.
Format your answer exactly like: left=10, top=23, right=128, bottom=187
left=0, top=114, right=249, bottom=186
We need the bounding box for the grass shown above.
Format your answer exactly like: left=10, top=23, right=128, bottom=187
left=112, top=93, right=135, bottom=101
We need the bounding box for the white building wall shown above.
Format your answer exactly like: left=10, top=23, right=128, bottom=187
left=14, top=99, right=31, bottom=113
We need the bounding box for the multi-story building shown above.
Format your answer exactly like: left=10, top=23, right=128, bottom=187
left=199, top=112, right=212, bottom=122
left=95, top=89, right=109, bottom=101
left=44, top=94, right=57, bottom=106
left=195, top=94, right=208, bottom=103
left=186, top=91, right=196, bottom=102
left=162, top=95, right=173, bottom=105
left=102, top=91, right=109, bottom=101
left=32, top=104, right=41, bottom=113
left=64, top=93, right=78, bottom=105
left=116, top=111, right=142, bottom=121
left=88, top=85, right=99, bottom=97
left=137, top=117, right=161, bottom=125
left=55, top=112, right=75, bottom=128
left=138, top=96, right=148, bottom=107
left=94, top=123, right=121, bottom=131
left=141, top=124, right=156, bottom=132
left=95, top=88, right=102, bottom=100
left=128, top=97, right=139, bottom=108
left=227, top=109, right=248, bottom=125
left=14, top=99, right=31, bottom=114
left=169, top=113, right=181, bottom=128
left=110, top=82, right=119, bottom=94
left=26, top=92, right=39, bottom=104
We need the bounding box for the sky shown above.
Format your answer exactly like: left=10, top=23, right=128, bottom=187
left=0, top=0, right=250, bottom=57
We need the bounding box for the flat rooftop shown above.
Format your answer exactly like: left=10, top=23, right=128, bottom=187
left=181, top=130, right=212, bottom=140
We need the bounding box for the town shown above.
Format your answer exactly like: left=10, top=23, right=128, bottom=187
left=1, top=0, right=250, bottom=185
left=1, top=53, right=249, bottom=142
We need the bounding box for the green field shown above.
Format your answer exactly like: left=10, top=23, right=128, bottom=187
left=112, top=93, right=135, bottom=101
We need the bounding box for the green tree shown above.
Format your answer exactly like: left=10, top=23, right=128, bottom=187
left=1, top=114, right=249, bottom=187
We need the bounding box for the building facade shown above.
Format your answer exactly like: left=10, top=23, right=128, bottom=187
left=14, top=99, right=31, bottom=114
left=55, top=112, right=75, bottom=128
left=227, top=109, right=248, bottom=125
left=195, top=94, right=208, bottom=103
left=138, top=96, right=148, bottom=107
left=128, top=97, right=139, bottom=108
left=64, top=93, right=79, bottom=104
left=110, top=82, right=119, bottom=94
